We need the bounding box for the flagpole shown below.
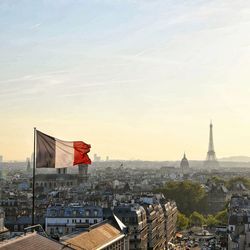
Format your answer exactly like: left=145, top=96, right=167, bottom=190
left=32, top=127, right=36, bottom=226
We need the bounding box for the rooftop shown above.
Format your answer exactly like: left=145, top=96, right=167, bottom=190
left=0, top=232, right=72, bottom=250
left=47, top=205, right=103, bottom=218
left=64, top=222, right=124, bottom=250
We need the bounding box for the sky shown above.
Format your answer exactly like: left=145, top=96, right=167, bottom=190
left=1, top=0, right=250, bottom=161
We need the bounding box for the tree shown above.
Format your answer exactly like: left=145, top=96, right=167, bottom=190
left=215, top=209, right=228, bottom=225
left=177, top=212, right=189, bottom=230
left=156, top=181, right=207, bottom=216
left=209, top=176, right=225, bottom=185
left=226, top=177, right=250, bottom=190
left=189, top=211, right=205, bottom=227
left=206, top=215, right=219, bottom=228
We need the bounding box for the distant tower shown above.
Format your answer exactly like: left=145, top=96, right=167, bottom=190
left=180, top=153, right=189, bottom=173
left=94, top=154, right=101, bottom=162
left=57, top=168, right=67, bottom=174
left=78, top=164, right=89, bottom=184
left=204, top=122, right=219, bottom=168
left=26, top=157, right=31, bottom=172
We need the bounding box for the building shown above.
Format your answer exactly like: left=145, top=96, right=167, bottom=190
left=180, top=153, right=189, bottom=174
left=140, top=197, right=166, bottom=250
left=35, top=164, right=89, bottom=192
left=207, top=183, right=230, bottom=214
left=114, top=204, right=148, bottom=250
left=0, top=232, right=72, bottom=250
left=94, top=154, right=101, bottom=162
left=0, top=208, right=9, bottom=241
left=227, top=195, right=250, bottom=250
left=78, top=164, right=89, bottom=182
left=62, top=215, right=129, bottom=250
left=113, top=196, right=177, bottom=250
left=26, top=158, right=31, bottom=172
left=154, top=203, right=166, bottom=249
left=35, top=174, right=78, bottom=191
left=161, top=200, right=178, bottom=246
left=45, top=204, right=103, bottom=236
left=230, top=182, right=249, bottom=196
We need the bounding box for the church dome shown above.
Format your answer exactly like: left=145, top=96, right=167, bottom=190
left=180, top=153, right=189, bottom=169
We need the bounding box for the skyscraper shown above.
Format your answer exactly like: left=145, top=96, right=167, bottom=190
left=204, top=122, right=219, bottom=168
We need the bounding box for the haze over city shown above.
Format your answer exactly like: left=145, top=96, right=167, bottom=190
left=1, top=0, right=250, bottom=161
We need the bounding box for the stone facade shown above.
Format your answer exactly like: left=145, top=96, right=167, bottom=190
left=0, top=208, right=10, bottom=241
left=114, top=204, right=148, bottom=250
left=46, top=204, right=103, bottom=236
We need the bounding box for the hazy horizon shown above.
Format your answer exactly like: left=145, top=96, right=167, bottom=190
left=3, top=154, right=250, bottom=164
left=1, top=0, right=250, bottom=161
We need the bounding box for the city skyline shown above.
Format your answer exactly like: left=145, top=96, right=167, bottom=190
left=1, top=0, right=250, bottom=161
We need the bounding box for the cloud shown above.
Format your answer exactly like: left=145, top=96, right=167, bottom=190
left=0, top=70, right=69, bottom=84
left=30, top=23, right=41, bottom=30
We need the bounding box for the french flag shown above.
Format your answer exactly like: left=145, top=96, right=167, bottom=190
left=36, top=130, right=91, bottom=168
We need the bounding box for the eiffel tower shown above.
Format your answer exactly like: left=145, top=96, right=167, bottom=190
left=204, top=122, right=219, bottom=168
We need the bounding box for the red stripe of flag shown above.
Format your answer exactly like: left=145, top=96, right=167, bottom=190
left=73, top=141, right=91, bottom=165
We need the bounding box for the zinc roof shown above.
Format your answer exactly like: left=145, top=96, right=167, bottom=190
left=0, top=232, right=72, bottom=250
left=65, top=223, right=123, bottom=250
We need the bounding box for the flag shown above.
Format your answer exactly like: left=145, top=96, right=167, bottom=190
left=36, top=130, right=91, bottom=168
